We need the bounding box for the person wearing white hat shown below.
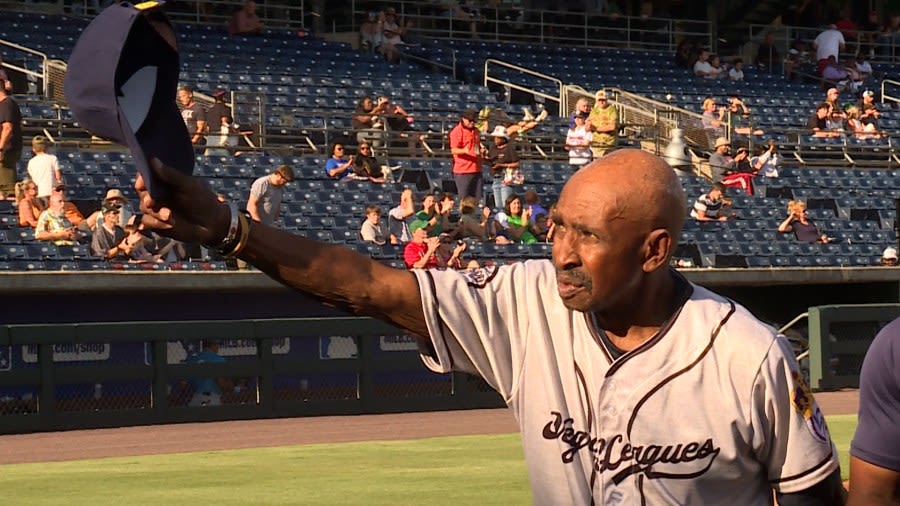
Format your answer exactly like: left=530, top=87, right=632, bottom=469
left=485, top=125, right=522, bottom=211
left=102, top=188, right=133, bottom=229
left=588, top=89, right=617, bottom=158
left=881, top=247, right=898, bottom=266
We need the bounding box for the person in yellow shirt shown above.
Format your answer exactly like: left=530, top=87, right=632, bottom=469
left=588, top=89, right=617, bottom=158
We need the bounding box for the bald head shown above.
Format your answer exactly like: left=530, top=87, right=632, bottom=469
left=564, top=149, right=686, bottom=244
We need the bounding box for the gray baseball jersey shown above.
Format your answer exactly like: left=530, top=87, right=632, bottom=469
left=412, top=260, right=838, bottom=505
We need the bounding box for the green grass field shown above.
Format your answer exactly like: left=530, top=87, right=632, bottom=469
left=0, top=415, right=857, bottom=506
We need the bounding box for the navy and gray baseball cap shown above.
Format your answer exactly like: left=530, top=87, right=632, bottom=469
left=65, top=1, right=193, bottom=199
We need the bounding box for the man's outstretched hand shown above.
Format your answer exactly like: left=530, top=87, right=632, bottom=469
left=136, top=158, right=230, bottom=246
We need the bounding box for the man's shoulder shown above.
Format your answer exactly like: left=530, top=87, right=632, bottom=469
left=685, top=284, right=781, bottom=353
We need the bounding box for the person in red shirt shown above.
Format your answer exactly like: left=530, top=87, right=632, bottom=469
left=448, top=109, right=484, bottom=204
left=403, top=219, right=439, bottom=269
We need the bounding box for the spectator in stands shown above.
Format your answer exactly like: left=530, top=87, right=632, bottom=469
left=454, top=195, right=493, bottom=241
left=845, top=105, right=882, bottom=139
left=693, top=49, right=714, bottom=78
left=524, top=189, right=548, bottom=224
left=701, top=97, right=726, bottom=138
left=588, top=90, right=617, bottom=158
left=751, top=139, right=780, bottom=178
left=387, top=187, right=415, bottom=244
left=726, top=96, right=764, bottom=136
left=821, top=56, right=851, bottom=90
left=228, top=0, right=263, bottom=36
left=568, top=97, right=591, bottom=128
left=0, top=76, right=22, bottom=200
left=325, top=142, right=355, bottom=180
left=102, top=188, right=133, bottom=229
left=177, top=85, right=207, bottom=146
left=351, top=142, right=386, bottom=183
left=778, top=200, right=831, bottom=243
left=25, top=136, right=61, bottom=207
left=756, top=32, right=780, bottom=70
left=690, top=182, right=731, bottom=222
left=434, top=233, right=469, bottom=270
left=204, top=89, right=233, bottom=156
left=377, top=95, right=426, bottom=154
left=503, top=194, right=538, bottom=245
left=565, top=111, right=592, bottom=169
left=185, top=340, right=231, bottom=407
left=449, top=109, right=483, bottom=204
left=378, top=7, right=405, bottom=63
left=91, top=202, right=132, bottom=259
left=728, top=58, right=744, bottom=81
left=859, top=89, right=881, bottom=130
left=403, top=219, right=440, bottom=269
left=708, top=55, right=728, bottom=79
left=813, top=24, right=846, bottom=73
left=808, top=102, right=839, bottom=137
left=53, top=184, right=91, bottom=234
left=880, top=247, right=898, bottom=266
left=416, top=192, right=455, bottom=237
left=205, top=88, right=230, bottom=132
left=14, top=178, right=43, bottom=228
left=359, top=204, right=389, bottom=245
left=709, top=136, right=750, bottom=185
left=35, top=193, right=78, bottom=246
left=485, top=125, right=521, bottom=212
left=123, top=214, right=178, bottom=263
left=247, top=164, right=294, bottom=226
left=359, top=10, right=383, bottom=53
left=855, top=53, right=874, bottom=81
left=352, top=96, right=386, bottom=152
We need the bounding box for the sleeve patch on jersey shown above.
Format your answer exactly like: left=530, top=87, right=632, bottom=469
left=461, top=265, right=500, bottom=288
left=790, top=371, right=830, bottom=444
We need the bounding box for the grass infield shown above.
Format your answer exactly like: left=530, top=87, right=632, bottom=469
left=1, top=415, right=857, bottom=505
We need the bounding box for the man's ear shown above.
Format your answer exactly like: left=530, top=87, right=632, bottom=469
left=643, top=229, right=673, bottom=273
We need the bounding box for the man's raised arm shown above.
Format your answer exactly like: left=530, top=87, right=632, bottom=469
left=137, top=159, right=429, bottom=338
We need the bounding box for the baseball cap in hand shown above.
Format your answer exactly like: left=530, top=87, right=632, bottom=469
left=65, top=1, right=193, bottom=200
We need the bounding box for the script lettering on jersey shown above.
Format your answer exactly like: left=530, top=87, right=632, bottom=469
left=542, top=411, right=720, bottom=484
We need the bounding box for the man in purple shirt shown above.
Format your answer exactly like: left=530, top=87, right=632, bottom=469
left=848, top=317, right=900, bottom=505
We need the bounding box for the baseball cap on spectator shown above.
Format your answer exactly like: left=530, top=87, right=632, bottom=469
left=595, top=90, right=608, bottom=100
left=102, top=201, right=121, bottom=214
left=32, top=135, right=49, bottom=148
left=461, top=109, right=478, bottom=121
left=863, top=90, right=874, bottom=98
left=883, top=247, right=898, bottom=261
left=714, top=137, right=731, bottom=149
left=65, top=2, right=194, bottom=200
left=409, top=220, right=429, bottom=234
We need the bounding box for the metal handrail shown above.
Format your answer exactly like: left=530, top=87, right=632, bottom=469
left=483, top=59, right=563, bottom=114
left=0, top=39, right=49, bottom=97
left=881, top=79, right=900, bottom=107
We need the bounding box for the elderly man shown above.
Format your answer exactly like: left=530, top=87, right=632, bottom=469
left=138, top=149, right=845, bottom=505
left=35, top=193, right=78, bottom=246
left=588, top=89, right=617, bottom=158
